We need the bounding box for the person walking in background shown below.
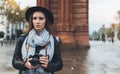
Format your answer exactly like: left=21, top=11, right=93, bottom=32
left=111, top=37, right=114, bottom=43
left=12, top=6, right=63, bottom=74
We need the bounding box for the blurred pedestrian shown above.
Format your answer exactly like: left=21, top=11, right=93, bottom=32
left=111, top=37, right=114, bottom=43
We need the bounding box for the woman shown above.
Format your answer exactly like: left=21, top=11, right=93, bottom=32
left=12, top=6, right=63, bottom=74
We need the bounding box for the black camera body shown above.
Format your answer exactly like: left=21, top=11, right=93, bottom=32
left=29, top=46, right=45, bottom=66
left=29, top=54, right=42, bottom=66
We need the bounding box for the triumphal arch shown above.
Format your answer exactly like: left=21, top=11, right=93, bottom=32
left=37, top=0, right=89, bottom=49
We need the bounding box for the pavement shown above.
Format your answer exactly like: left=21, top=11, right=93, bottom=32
left=0, top=45, right=18, bottom=74
left=0, top=41, right=120, bottom=74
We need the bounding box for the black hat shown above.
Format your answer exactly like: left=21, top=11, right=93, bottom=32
left=25, top=6, right=54, bottom=25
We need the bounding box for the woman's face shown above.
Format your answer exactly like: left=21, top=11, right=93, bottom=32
left=32, top=11, right=46, bottom=32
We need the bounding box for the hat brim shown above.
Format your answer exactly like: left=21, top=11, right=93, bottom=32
left=25, top=6, right=54, bottom=25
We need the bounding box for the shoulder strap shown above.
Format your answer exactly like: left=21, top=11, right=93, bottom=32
left=54, top=36, right=61, bottom=43
left=53, top=36, right=61, bottom=49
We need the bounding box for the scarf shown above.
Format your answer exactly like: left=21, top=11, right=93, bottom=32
left=21, top=29, right=54, bottom=74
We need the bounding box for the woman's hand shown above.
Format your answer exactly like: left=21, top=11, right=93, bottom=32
left=24, top=58, right=38, bottom=70
left=24, top=58, right=33, bottom=70
left=39, top=56, right=48, bottom=68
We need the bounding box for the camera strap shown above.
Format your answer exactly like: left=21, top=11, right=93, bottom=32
left=25, top=43, right=49, bottom=58
left=35, top=43, right=49, bottom=56
left=35, top=46, right=45, bottom=54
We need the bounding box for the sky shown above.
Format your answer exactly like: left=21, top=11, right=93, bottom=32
left=89, top=0, right=120, bottom=34
left=15, top=0, right=36, bottom=9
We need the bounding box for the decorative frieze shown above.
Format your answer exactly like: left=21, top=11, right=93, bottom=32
left=52, top=24, right=88, bottom=33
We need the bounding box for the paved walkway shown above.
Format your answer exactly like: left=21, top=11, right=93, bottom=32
left=86, top=41, right=120, bottom=74
left=0, top=45, right=18, bottom=74
left=0, top=41, right=120, bottom=74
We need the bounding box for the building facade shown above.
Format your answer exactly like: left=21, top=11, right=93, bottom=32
left=37, top=0, right=89, bottom=49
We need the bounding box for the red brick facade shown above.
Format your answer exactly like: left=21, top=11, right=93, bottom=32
left=37, top=0, right=89, bottom=49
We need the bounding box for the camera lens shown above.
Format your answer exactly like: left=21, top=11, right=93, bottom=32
left=30, top=58, right=39, bottom=66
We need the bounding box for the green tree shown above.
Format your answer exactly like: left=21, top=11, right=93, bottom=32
left=107, top=28, right=114, bottom=37
left=1, top=0, right=29, bottom=38
left=90, top=31, right=99, bottom=40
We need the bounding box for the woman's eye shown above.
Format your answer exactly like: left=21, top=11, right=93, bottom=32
left=33, top=17, right=44, bottom=20
left=33, top=17, right=37, bottom=20
left=39, top=17, right=44, bottom=20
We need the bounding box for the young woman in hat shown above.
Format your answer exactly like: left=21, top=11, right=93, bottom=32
left=12, top=6, right=63, bottom=74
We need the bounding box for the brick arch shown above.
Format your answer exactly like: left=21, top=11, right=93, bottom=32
left=37, top=0, right=89, bottom=49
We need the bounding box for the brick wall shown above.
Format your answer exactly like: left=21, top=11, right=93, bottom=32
left=37, top=0, right=89, bottom=49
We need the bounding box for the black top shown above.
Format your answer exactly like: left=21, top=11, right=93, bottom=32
left=12, top=34, right=63, bottom=74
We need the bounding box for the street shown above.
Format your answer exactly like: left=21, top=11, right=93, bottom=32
left=0, top=41, right=120, bottom=74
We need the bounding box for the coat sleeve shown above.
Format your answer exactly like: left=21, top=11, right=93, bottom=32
left=12, top=36, right=28, bottom=70
left=45, top=37, right=63, bottom=72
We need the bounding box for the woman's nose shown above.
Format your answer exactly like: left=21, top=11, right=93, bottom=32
left=36, top=19, right=40, bottom=23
